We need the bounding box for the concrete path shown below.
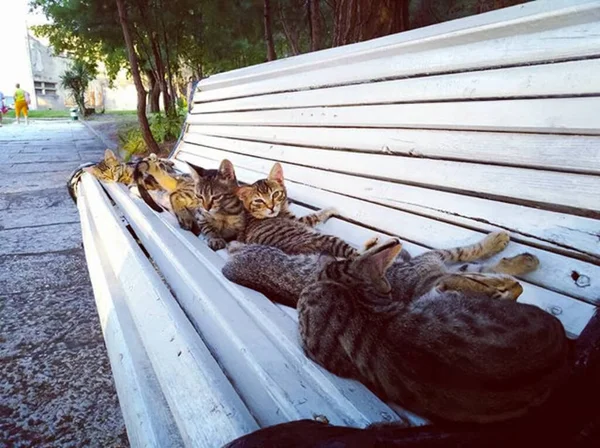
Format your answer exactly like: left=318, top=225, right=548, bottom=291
left=0, top=121, right=128, bottom=447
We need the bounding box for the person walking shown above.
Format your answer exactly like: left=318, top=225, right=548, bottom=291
left=0, top=90, right=5, bottom=127
left=14, top=83, right=30, bottom=125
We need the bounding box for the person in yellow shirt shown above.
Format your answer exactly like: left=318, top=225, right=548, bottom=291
left=14, top=83, right=29, bottom=125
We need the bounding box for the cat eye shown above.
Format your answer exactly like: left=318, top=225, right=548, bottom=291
left=253, top=198, right=266, bottom=205
left=213, top=194, right=225, bottom=201
left=272, top=191, right=282, bottom=200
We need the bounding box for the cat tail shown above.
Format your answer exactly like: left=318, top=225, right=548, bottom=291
left=133, top=160, right=164, bottom=213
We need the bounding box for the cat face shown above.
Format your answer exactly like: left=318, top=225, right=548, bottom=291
left=85, top=149, right=130, bottom=182
left=237, top=163, right=287, bottom=219
left=189, top=159, right=240, bottom=215
left=319, top=239, right=403, bottom=296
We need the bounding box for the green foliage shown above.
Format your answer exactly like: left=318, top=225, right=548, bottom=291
left=118, top=126, right=147, bottom=161
left=150, top=112, right=185, bottom=144
left=60, top=60, right=97, bottom=115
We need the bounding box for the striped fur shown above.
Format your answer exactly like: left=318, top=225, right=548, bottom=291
left=236, top=163, right=356, bottom=258
left=297, top=237, right=569, bottom=424
left=85, top=149, right=135, bottom=185
left=187, top=159, right=245, bottom=250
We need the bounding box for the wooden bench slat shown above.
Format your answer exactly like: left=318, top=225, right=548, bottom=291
left=80, top=175, right=259, bottom=446
left=176, top=150, right=600, bottom=306
left=103, top=183, right=419, bottom=427
left=78, top=190, right=185, bottom=448
left=181, top=135, right=600, bottom=218
left=188, top=97, right=600, bottom=135
left=197, top=0, right=598, bottom=91
left=187, top=125, right=600, bottom=175
left=195, top=24, right=600, bottom=103
left=192, top=59, right=600, bottom=114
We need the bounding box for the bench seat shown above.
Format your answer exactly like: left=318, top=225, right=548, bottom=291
left=76, top=1, right=600, bottom=446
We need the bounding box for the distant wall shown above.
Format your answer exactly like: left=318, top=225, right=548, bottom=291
left=29, top=35, right=70, bottom=110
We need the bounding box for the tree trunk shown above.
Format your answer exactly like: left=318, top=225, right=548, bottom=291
left=150, top=34, right=171, bottom=115
left=116, top=0, right=160, bottom=154
left=264, top=0, right=277, bottom=61
left=309, top=0, right=322, bottom=52
left=147, top=70, right=160, bottom=113
left=332, top=0, right=410, bottom=47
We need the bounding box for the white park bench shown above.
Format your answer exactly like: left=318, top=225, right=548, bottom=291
left=74, top=1, right=600, bottom=446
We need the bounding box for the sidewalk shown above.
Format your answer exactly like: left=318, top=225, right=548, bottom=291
left=0, top=120, right=128, bottom=446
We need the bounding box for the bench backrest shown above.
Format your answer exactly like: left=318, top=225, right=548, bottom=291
left=175, top=0, right=600, bottom=333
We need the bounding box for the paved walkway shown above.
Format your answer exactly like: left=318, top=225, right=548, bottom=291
left=0, top=121, right=128, bottom=447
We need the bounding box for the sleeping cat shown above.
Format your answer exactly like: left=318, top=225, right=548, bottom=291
left=186, top=159, right=246, bottom=250
left=223, top=231, right=536, bottom=307
left=297, top=237, right=568, bottom=424
left=236, top=163, right=359, bottom=258
left=134, top=156, right=244, bottom=249
left=85, top=149, right=174, bottom=209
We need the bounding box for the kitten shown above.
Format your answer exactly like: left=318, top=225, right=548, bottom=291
left=85, top=149, right=173, bottom=209
left=187, top=159, right=246, bottom=250
left=297, top=237, right=568, bottom=424
left=223, top=231, right=532, bottom=307
left=236, top=163, right=358, bottom=258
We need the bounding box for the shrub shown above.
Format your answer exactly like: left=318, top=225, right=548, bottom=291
left=61, top=60, right=96, bottom=116
left=118, top=126, right=147, bottom=161
left=150, top=111, right=185, bottom=143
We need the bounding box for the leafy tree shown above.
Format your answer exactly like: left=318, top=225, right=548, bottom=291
left=60, top=60, right=96, bottom=115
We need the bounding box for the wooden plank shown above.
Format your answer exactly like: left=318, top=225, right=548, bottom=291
left=78, top=190, right=184, bottom=448
left=176, top=150, right=600, bottom=304
left=104, top=182, right=418, bottom=427
left=195, top=22, right=600, bottom=103
left=80, top=174, right=259, bottom=447
left=179, top=137, right=600, bottom=252
left=197, top=0, right=600, bottom=95
left=185, top=125, right=600, bottom=175
left=188, top=97, right=600, bottom=135
left=193, top=59, right=600, bottom=114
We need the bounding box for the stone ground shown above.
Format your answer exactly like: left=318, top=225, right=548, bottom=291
left=0, top=120, right=129, bottom=447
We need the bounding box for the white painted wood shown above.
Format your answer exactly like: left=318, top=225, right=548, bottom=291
left=195, top=22, right=600, bottom=103
left=184, top=125, right=600, bottom=175
left=197, top=0, right=600, bottom=93
left=181, top=135, right=600, bottom=221
left=104, top=182, right=420, bottom=427
left=78, top=189, right=184, bottom=448
left=176, top=150, right=600, bottom=305
left=189, top=97, right=600, bottom=135
left=80, top=174, right=259, bottom=447
left=193, top=59, right=600, bottom=114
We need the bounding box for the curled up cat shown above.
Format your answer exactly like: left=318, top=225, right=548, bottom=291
left=296, top=237, right=568, bottom=424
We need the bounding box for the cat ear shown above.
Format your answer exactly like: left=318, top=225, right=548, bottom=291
left=236, top=185, right=253, bottom=201
left=219, top=159, right=237, bottom=181
left=185, top=162, right=202, bottom=183
left=359, top=238, right=403, bottom=278
left=268, top=163, right=284, bottom=185
left=104, top=149, right=118, bottom=163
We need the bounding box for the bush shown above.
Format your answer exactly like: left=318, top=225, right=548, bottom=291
left=118, top=126, right=147, bottom=161
left=61, top=60, right=96, bottom=116
left=150, top=111, right=185, bottom=143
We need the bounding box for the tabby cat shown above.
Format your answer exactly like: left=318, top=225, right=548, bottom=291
left=236, top=163, right=358, bottom=258
left=134, top=156, right=244, bottom=249
left=297, top=236, right=569, bottom=423
left=85, top=149, right=173, bottom=209
left=224, top=232, right=534, bottom=307
left=186, top=159, right=246, bottom=250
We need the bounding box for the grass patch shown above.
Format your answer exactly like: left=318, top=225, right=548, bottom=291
left=3, top=109, right=71, bottom=119
left=105, top=110, right=138, bottom=116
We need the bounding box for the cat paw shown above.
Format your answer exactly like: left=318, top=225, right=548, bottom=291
left=320, top=207, right=338, bottom=221
left=496, top=253, right=540, bottom=275
left=491, top=278, right=523, bottom=301
left=207, top=237, right=227, bottom=251
left=483, top=231, right=510, bottom=256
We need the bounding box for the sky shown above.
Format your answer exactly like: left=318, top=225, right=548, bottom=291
left=0, top=0, right=49, bottom=95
